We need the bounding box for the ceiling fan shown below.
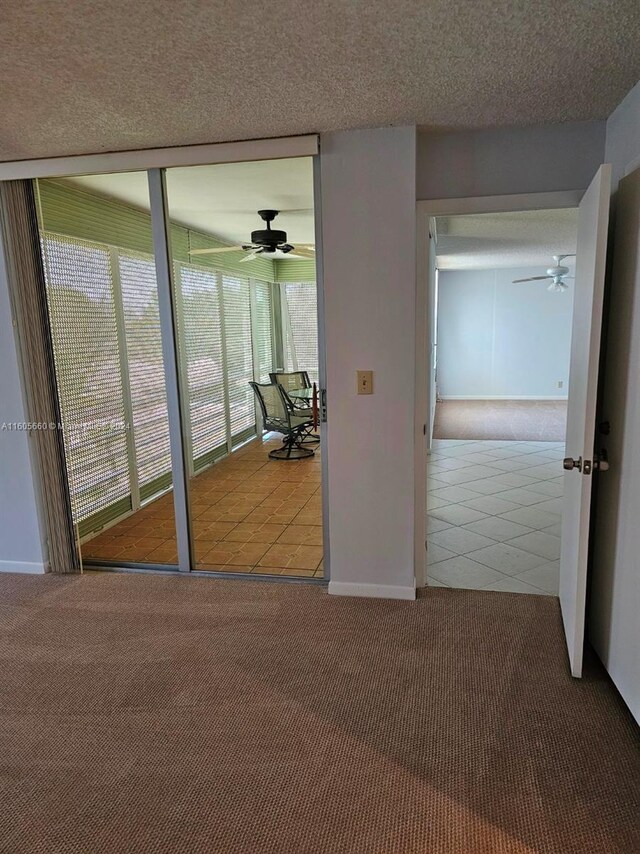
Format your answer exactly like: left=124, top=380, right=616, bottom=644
left=512, top=254, right=576, bottom=292
left=189, top=209, right=315, bottom=262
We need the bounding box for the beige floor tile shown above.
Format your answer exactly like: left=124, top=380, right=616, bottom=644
left=277, top=525, right=324, bottom=546
left=258, top=543, right=323, bottom=570
left=224, top=522, right=286, bottom=543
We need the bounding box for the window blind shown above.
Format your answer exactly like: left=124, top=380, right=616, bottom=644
left=118, top=251, right=173, bottom=497
left=178, top=263, right=227, bottom=467
left=42, top=233, right=130, bottom=522
left=283, top=282, right=319, bottom=384
left=223, top=275, right=255, bottom=443
left=40, top=236, right=276, bottom=533
left=252, top=281, right=274, bottom=382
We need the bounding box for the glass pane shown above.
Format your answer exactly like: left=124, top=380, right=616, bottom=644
left=35, top=172, right=178, bottom=566
left=166, top=158, right=324, bottom=577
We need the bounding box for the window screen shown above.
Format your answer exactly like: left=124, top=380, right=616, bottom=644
left=42, top=234, right=130, bottom=522
left=177, top=263, right=227, bottom=467
left=223, top=275, right=255, bottom=443
left=283, top=282, right=319, bottom=384
left=118, top=251, right=172, bottom=496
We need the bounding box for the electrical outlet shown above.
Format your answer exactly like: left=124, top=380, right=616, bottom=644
left=357, top=370, right=373, bottom=395
left=557, top=380, right=564, bottom=389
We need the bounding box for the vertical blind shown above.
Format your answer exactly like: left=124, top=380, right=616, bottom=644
left=283, top=282, right=319, bottom=384
left=40, top=231, right=277, bottom=533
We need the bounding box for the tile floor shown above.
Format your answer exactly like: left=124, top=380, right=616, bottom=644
left=82, top=433, right=324, bottom=578
left=427, top=439, right=564, bottom=595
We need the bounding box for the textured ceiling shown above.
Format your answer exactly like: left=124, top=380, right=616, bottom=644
left=435, top=209, right=578, bottom=270
left=1, top=1, right=640, bottom=161
left=66, top=158, right=315, bottom=244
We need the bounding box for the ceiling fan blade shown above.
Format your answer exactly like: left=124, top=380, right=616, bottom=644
left=291, top=246, right=316, bottom=259
left=239, top=249, right=264, bottom=263
left=189, top=246, right=244, bottom=256
left=512, top=276, right=553, bottom=283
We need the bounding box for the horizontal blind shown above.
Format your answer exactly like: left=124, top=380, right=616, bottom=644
left=178, top=263, right=227, bottom=466
left=253, top=281, right=274, bottom=382
left=284, top=282, right=319, bottom=384
left=41, top=233, right=130, bottom=522
left=118, top=251, right=172, bottom=496
left=223, top=275, right=255, bottom=442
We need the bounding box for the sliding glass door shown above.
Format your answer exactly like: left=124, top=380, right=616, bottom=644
left=35, top=173, right=178, bottom=565
left=33, top=153, right=325, bottom=579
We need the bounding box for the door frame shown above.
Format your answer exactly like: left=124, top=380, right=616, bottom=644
left=415, top=189, right=584, bottom=588
left=0, top=134, right=330, bottom=581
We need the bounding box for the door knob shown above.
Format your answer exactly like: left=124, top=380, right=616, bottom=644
left=563, top=456, right=583, bottom=472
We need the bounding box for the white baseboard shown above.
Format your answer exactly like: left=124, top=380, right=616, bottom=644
left=0, top=560, right=47, bottom=574
left=328, top=581, right=416, bottom=601
left=440, top=395, right=568, bottom=401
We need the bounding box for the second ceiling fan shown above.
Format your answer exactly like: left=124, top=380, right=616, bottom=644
left=189, top=209, right=315, bottom=263
left=512, top=254, right=575, bottom=292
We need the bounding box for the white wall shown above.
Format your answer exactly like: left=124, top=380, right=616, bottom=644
left=589, top=79, right=640, bottom=723
left=436, top=267, right=573, bottom=399
left=604, top=81, right=640, bottom=187
left=417, top=121, right=606, bottom=200
left=0, top=225, right=48, bottom=574
left=321, top=126, right=417, bottom=599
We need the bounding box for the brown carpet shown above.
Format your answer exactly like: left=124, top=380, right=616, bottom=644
left=434, top=399, right=568, bottom=442
left=1, top=573, right=638, bottom=854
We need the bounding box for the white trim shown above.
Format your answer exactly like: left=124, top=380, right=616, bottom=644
left=0, top=560, right=47, bottom=574
left=439, top=395, right=569, bottom=401
left=417, top=190, right=583, bottom=216
left=328, top=581, right=416, bottom=601
left=0, top=134, right=319, bottom=181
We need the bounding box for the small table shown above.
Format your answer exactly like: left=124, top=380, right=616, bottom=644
left=289, top=387, right=315, bottom=402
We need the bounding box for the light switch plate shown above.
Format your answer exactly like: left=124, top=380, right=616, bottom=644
left=357, top=370, right=373, bottom=394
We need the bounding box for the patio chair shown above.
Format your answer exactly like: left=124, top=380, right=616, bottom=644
left=249, top=382, right=315, bottom=459
left=269, top=371, right=320, bottom=444
left=269, top=370, right=311, bottom=394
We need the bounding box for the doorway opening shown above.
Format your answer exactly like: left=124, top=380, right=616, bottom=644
left=426, top=207, right=578, bottom=596
left=35, top=156, right=326, bottom=580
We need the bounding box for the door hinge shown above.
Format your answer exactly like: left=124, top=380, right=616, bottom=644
left=320, top=388, right=328, bottom=423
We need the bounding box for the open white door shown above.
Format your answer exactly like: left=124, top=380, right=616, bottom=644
left=559, top=164, right=611, bottom=677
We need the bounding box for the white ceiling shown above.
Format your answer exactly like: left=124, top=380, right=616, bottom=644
left=435, top=209, right=578, bottom=271
left=65, top=158, right=315, bottom=246
left=1, top=1, right=639, bottom=161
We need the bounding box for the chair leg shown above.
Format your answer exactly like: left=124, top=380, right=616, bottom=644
left=297, top=424, right=321, bottom=444
left=268, top=428, right=315, bottom=460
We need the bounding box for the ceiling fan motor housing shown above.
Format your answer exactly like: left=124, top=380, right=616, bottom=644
left=251, top=228, right=288, bottom=248
left=251, top=209, right=287, bottom=250
left=547, top=264, right=570, bottom=277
